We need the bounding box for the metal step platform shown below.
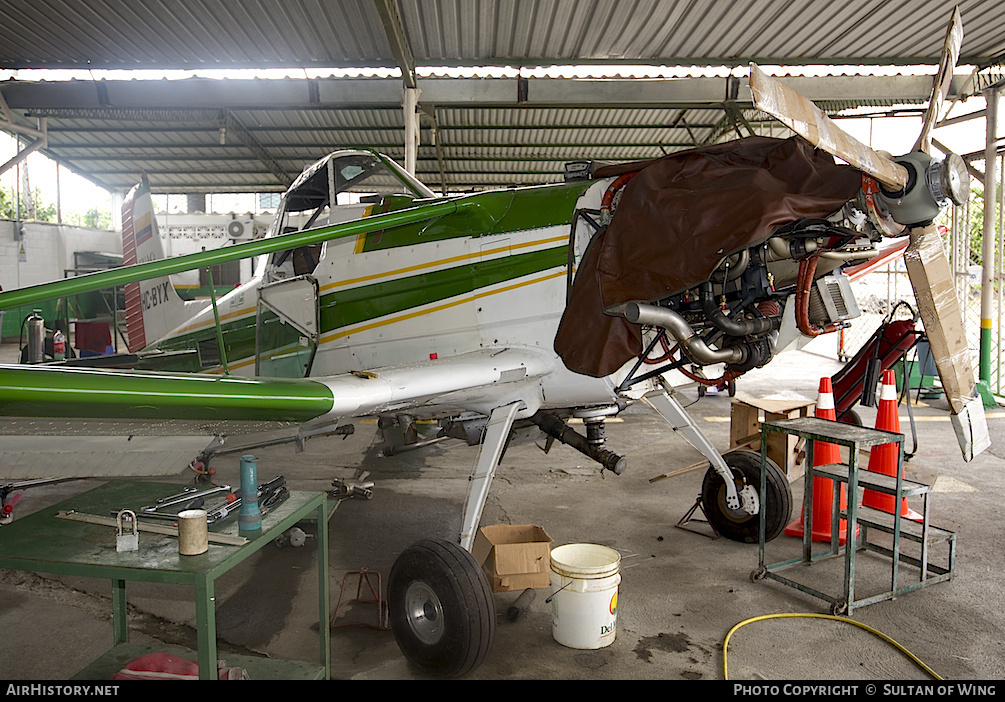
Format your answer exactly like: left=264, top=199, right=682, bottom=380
left=752, top=417, right=956, bottom=615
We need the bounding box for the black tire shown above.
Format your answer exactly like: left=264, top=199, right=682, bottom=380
left=701, top=450, right=792, bottom=544
left=839, top=408, right=863, bottom=426
left=388, top=539, right=495, bottom=678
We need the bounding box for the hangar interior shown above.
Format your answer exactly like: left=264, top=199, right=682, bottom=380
left=1, top=0, right=1004, bottom=682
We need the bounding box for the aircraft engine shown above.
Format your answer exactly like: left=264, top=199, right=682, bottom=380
left=623, top=205, right=876, bottom=389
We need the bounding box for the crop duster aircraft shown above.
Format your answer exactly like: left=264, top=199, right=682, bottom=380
left=0, top=9, right=989, bottom=677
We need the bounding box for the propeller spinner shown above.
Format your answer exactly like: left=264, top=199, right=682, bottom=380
left=749, top=6, right=989, bottom=460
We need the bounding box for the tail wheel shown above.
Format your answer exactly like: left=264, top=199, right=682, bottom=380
left=701, top=450, right=792, bottom=543
left=388, top=539, right=495, bottom=678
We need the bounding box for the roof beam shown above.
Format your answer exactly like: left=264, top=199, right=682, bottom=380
left=1, top=74, right=960, bottom=110
left=46, top=141, right=698, bottom=152
left=374, top=0, right=417, bottom=90
left=221, top=111, right=294, bottom=187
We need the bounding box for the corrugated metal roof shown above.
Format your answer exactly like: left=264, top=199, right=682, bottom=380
left=0, top=0, right=1001, bottom=195
left=4, top=0, right=999, bottom=69
left=0, top=73, right=951, bottom=192
left=401, top=0, right=1005, bottom=65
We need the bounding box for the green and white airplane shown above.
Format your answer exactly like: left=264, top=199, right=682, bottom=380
left=0, top=10, right=987, bottom=676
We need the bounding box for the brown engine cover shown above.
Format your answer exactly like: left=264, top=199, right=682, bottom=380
left=554, top=136, right=862, bottom=378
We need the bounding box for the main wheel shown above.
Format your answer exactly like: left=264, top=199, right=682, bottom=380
left=388, top=539, right=496, bottom=678
left=701, top=450, right=792, bottom=544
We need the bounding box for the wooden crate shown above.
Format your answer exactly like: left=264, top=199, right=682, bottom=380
left=730, top=398, right=814, bottom=480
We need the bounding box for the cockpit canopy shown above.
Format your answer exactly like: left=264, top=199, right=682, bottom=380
left=266, top=151, right=436, bottom=279
left=282, top=150, right=436, bottom=216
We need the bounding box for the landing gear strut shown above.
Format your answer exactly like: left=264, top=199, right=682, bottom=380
left=643, top=388, right=792, bottom=544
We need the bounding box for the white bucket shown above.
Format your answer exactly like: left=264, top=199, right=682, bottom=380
left=549, top=543, right=621, bottom=649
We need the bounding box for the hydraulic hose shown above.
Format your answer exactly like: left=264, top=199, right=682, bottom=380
left=599, top=172, right=639, bottom=223
left=796, top=254, right=841, bottom=337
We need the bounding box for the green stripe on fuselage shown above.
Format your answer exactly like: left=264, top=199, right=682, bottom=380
left=321, top=242, right=567, bottom=331
left=358, top=182, right=592, bottom=252
left=146, top=244, right=569, bottom=374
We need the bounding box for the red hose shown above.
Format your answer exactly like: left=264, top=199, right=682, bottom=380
left=600, top=172, right=639, bottom=220
left=796, top=254, right=840, bottom=337
left=647, top=342, right=746, bottom=386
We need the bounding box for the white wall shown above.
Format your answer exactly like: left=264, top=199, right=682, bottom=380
left=0, top=213, right=264, bottom=293
left=0, top=219, right=121, bottom=292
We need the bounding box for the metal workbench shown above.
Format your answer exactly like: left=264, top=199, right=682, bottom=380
left=753, top=417, right=955, bottom=615
left=0, top=481, right=330, bottom=680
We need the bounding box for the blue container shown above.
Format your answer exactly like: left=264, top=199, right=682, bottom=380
left=238, top=455, right=262, bottom=537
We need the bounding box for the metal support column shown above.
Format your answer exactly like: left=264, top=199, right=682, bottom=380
left=978, top=85, right=1000, bottom=406
left=404, top=87, right=420, bottom=176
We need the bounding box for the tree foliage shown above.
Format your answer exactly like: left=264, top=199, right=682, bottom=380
left=959, top=184, right=1003, bottom=267
left=0, top=184, right=111, bottom=229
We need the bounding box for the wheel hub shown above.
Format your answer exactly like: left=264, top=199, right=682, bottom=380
left=404, top=580, right=444, bottom=645
left=718, top=479, right=759, bottom=522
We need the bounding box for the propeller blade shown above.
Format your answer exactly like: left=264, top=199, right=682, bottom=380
left=905, top=222, right=991, bottom=461
left=903, top=223, right=975, bottom=413
left=914, top=7, right=964, bottom=154
left=749, top=64, right=909, bottom=191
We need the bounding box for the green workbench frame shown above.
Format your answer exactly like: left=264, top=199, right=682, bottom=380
left=0, top=481, right=331, bottom=680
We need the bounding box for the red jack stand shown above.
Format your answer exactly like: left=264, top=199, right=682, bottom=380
left=330, top=567, right=390, bottom=631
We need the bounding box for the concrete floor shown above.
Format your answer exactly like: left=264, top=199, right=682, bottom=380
left=1, top=343, right=1003, bottom=681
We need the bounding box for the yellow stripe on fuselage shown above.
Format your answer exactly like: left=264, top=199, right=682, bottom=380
left=318, top=268, right=566, bottom=345
left=176, top=234, right=567, bottom=337
left=352, top=206, right=375, bottom=254
left=206, top=268, right=567, bottom=374
left=319, top=234, right=567, bottom=293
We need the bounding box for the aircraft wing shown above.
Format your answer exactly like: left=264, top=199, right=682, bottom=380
left=0, top=347, right=556, bottom=480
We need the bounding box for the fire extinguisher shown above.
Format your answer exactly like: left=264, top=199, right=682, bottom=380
left=25, top=310, right=45, bottom=364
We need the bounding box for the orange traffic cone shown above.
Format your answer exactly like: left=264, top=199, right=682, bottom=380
left=863, top=369, right=923, bottom=521
left=785, top=377, right=856, bottom=544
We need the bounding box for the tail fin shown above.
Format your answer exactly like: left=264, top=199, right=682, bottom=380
left=121, top=175, right=202, bottom=351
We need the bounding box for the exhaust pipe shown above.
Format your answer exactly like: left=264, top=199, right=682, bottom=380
left=622, top=302, right=748, bottom=366
left=699, top=284, right=778, bottom=337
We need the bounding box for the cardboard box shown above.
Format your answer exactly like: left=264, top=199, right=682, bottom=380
left=472, top=524, right=552, bottom=593
left=904, top=227, right=975, bottom=415
left=730, top=397, right=815, bottom=480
